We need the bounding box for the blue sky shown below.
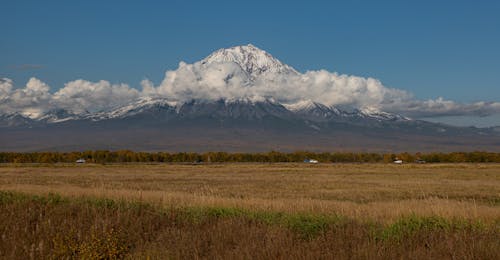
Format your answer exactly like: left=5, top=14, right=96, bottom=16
left=1, top=0, right=500, bottom=126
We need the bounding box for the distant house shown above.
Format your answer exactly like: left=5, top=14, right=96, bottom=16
left=304, top=159, right=319, bottom=164
left=76, top=158, right=86, bottom=163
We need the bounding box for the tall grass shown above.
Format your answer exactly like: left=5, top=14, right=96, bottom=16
left=2, top=163, right=499, bottom=223
left=1, top=191, right=498, bottom=259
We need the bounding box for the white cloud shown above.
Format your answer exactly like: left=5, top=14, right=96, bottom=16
left=146, top=57, right=499, bottom=118
left=52, top=79, right=140, bottom=113
left=0, top=77, right=52, bottom=118
left=151, top=60, right=412, bottom=110
left=140, top=79, right=156, bottom=96
left=391, top=98, right=500, bottom=117
left=0, top=78, right=140, bottom=117
left=1, top=46, right=499, bottom=119
left=0, top=78, right=13, bottom=100
left=154, top=61, right=251, bottom=101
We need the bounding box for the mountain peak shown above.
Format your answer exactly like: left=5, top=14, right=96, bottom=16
left=201, top=44, right=298, bottom=76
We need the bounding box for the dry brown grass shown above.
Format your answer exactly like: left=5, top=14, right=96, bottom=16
left=1, top=163, right=499, bottom=259
left=0, top=163, right=499, bottom=223
left=1, top=190, right=499, bottom=259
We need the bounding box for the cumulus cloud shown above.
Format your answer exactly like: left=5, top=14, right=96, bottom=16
left=147, top=59, right=500, bottom=118
left=0, top=78, right=13, bottom=100
left=151, top=60, right=410, bottom=110
left=52, top=79, right=140, bottom=113
left=152, top=61, right=251, bottom=101
left=0, top=77, right=52, bottom=118
left=0, top=78, right=140, bottom=117
left=1, top=47, right=499, bottom=119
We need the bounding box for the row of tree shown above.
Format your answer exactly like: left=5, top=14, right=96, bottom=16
left=0, top=151, right=499, bottom=163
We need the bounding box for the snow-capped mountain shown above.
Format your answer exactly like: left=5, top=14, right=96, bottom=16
left=69, top=97, right=409, bottom=125
left=201, top=44, right=298, bottom=78
left=0, top=97, right=411, bottom=128
left=0, top=44, right=421, bottom=126
left=1, top=44, right=498, bottom=152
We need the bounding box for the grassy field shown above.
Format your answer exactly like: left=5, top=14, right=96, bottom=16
left=0, top=163, right=499, bottom=259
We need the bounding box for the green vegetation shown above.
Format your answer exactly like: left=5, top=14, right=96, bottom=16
left=380, top=214, right=486, bottom=242
left=1, top=150, right=500, bottom=163
left=181, top=206, right=345, bottom=239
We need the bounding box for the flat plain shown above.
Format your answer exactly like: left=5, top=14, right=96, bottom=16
left=1, top=163, right=499, bottom=259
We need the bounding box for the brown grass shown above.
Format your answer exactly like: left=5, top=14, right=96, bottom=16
left=0, top=163, right=498, bottom=222
left=0, top=163, right=499, bottom=258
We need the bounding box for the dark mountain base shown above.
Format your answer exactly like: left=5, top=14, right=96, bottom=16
left=1, top=123, right=499, bottom=152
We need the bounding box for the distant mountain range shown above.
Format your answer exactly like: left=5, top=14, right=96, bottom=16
left=1, top=45, right=499, bottom=152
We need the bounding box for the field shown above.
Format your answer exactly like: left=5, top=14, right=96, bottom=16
left=1, top=163, right=499, bottom=259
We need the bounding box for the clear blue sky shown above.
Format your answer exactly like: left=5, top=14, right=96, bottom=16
left=2, top=0, right=500, bottom=104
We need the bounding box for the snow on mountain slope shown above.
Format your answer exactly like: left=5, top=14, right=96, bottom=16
left=91, top=97, right=178, bottom=120
left=85, top=96, right=410, bottom=124
left=201, top=44, right=299, bottom=77
left=37, top=109, right=83, bottom=123
left=357, top=107, right=411, bottom=121
left=283, top=100, right=410, bottom=122
left=85, top=97, right=291, bottom=122
left=9, top=98, right=411, bottom=125
left=284, top=100, right=342, bottom=119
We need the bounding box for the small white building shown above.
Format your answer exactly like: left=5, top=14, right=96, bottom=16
left=304, top=159, right=319, bottom=164
left=76, top=158, right=86, bottom=163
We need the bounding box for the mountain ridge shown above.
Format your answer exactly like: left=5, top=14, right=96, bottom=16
left=1, top=44, right=499, bottom=152
left=0, top=97, right=413, bottom=127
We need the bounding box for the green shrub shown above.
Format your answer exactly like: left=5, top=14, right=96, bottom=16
left=380, top=214, right=484, bottom=241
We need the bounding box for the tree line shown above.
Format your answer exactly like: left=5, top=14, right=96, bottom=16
left=0, top=151, right=499, bottom=163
